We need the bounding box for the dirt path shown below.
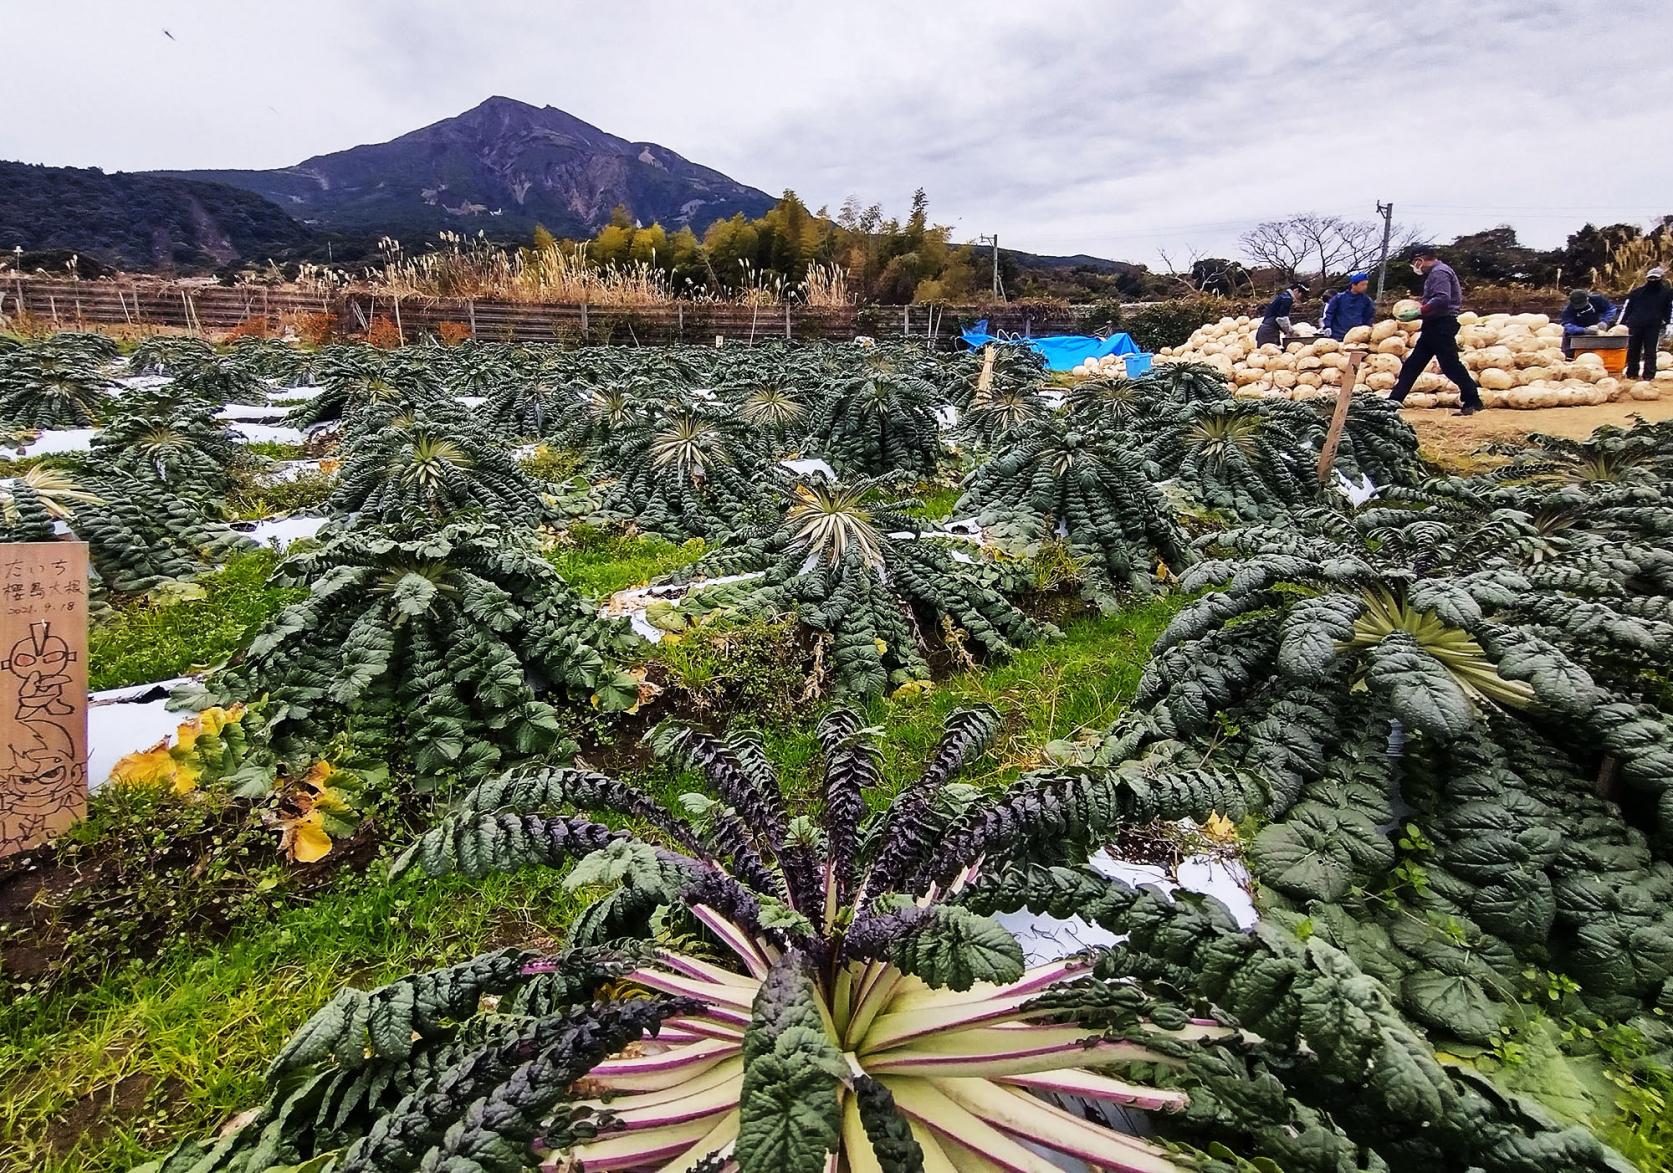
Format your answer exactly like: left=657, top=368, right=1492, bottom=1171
left=1400, top=396, right=1673, bottom=471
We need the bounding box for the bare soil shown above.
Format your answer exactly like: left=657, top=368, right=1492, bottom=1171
left=1401, top=397, right=1673, bottom=473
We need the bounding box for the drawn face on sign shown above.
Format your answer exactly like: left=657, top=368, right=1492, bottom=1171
left=3, top=623, right=74, bottom=679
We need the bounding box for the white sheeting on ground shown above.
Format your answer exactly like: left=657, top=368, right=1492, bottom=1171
left=779, top=457, right=836, bottom=482
left=602, top=572, right=768, bottom=642
left=15, top=428, right=96, bottom=456
left=87, top=677, right=195, bottom=792
left=113, top=375, right=174, bottom=393
left=994, top=845, right=1257, bottom=966
left=217, top=403, right=292, bottom=423
left=267, top=385, right=321, bottom=400
left=238, top=516, right=329, bottom=545
left=230, top=422, right=306, bottom=445
left=1336, top=471, right=1379, bottom=505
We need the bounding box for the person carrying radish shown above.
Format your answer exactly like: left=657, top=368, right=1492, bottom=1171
left=1388, top=245, right=1483, bottom=416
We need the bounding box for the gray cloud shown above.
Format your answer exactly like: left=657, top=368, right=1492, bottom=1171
left=2, top=0, right=1668, bottom=263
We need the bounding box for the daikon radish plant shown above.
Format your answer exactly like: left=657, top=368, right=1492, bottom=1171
left=142, top=704, right=1633, bottom=1173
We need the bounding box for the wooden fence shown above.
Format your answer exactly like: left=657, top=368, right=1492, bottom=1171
left=0, top=278, right=1101, bottom=347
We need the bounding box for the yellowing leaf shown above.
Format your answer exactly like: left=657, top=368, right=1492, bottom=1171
left=890, top=679, right=935, bottom=701
left=170, top=755, right=203, bottom=796
left=109, top=740, right=183, bottom=791
left=873, top=637, right=889, bottom=655
left=198, top=704, right=244, bottom=737
left=173, top=716, right=204, bottom=755
left=1202, top=812, right=1239, bottom=844
left=288, top=809, right=334, bottom=864
left=303, top=759, right=336, bottom=789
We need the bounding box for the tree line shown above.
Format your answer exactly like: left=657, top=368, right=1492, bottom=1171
left=554, top=193, right=1673, bottom=305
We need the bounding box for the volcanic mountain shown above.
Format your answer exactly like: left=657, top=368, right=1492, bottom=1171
left=158, top=96, right=777, bottom=241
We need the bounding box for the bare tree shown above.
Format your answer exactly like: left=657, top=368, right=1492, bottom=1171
left=1158, top=247, right=1253, bottom=297
left=1241, top=214, right=1415, bottom=287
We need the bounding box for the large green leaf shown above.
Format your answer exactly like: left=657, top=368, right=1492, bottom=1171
left=1363, top=633, right=1475, bottom=740
left=888, top=904, right=1025, bottom=992
left=736, top=953, right=846, bottom=1173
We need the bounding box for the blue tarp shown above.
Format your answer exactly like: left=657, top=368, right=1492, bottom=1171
left=960, top=320, right=1145, bottom=372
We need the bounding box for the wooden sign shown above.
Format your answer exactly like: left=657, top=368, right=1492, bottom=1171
left=0, top=541, right=89, bottom=859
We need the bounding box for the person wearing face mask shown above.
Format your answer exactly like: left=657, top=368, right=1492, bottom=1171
left=1559, top=287, right=1619, bottom=359
left=1256, top=280, right=1309, bottom=348
left=1619, top=267, right=1673, bottom=380
left=1388, top=245, right=1483, bottom=415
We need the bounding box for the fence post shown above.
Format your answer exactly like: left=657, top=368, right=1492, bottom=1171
left=48, top=295, right=59, bottom=326
left=785, top=302, right=791, bottom=340
left=580, top=301, right=589, bottom=340
left=392, top=295, right=404, bottom=343
left=902, top=305, right=909, bottom=336
left=467, top=299, right=477, bottom=338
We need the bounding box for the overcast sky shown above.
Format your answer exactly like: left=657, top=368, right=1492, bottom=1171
left=4, top=1, right=1670, bottom=265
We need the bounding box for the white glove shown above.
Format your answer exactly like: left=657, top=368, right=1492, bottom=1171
left=1584, top=325, right=1602, bottom=335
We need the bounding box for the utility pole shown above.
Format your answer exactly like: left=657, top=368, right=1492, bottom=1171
left=1373, top=201, right=1395, bottom=300
left=978, top=234, right=1005, bottom=302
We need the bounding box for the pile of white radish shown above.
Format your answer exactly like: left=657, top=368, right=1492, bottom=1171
left=1145, top=307, right=1671, bottom=409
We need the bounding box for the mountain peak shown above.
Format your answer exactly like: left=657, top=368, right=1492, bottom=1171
left=152, top=99, right=775, bottom=240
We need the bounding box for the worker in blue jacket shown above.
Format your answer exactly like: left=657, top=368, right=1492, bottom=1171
left=1560, top=287, right=1618, bottom=358
left=1255, top=280, right=1309, bottom=348
left=1320, top=273, right=1375, bottom=340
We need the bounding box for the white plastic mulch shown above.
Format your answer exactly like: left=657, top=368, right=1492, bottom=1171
left=216, top=403, right=292, bottom=423
left=994, top=845, right=1258, bottom=966
left=230, top=422, right=306, bottom=445
left=86, top=677, right=194, bottom=793
left=14, top=428, right=96, bottom=456
left=778, top=457, right=837, bottom=482
left=239, top=516, right=329, bottom=546
left=112, top=374, right=174, bottom=394
left=601, top=572, right=768, bottom=642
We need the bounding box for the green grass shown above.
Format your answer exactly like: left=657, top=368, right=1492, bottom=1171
left=0, top=866, right=581, bottom=1173
left=758, top=594, right=1185, bottom=799
left=226, top=469, right=335, bottom=521
left=902, top=484, right=963, bottom=521
left=89, top=550, right=304, bottom=690
left=0, top=453, right=54, bottom=477
left=241, top=440, right=304, bottom=460
left=544, top=526, right=706, bottom=598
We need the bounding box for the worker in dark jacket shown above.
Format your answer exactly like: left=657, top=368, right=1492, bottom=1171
left=1321, top=273, right=1375, bottom=340
left=1620, top=266, right=1673, bottom=380
left=1388, top=245, right=1483, bottom=415
left=1255, top=281, right=1309, bottom=348
left=1559, top=288, right=1619, bottom=358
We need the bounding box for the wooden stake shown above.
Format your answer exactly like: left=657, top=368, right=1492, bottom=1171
left=976, top=343, right=998, bottom=395
left=1317, top=347, right=1366, bottom=484
left=467, top=299, right=477, bottom=338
